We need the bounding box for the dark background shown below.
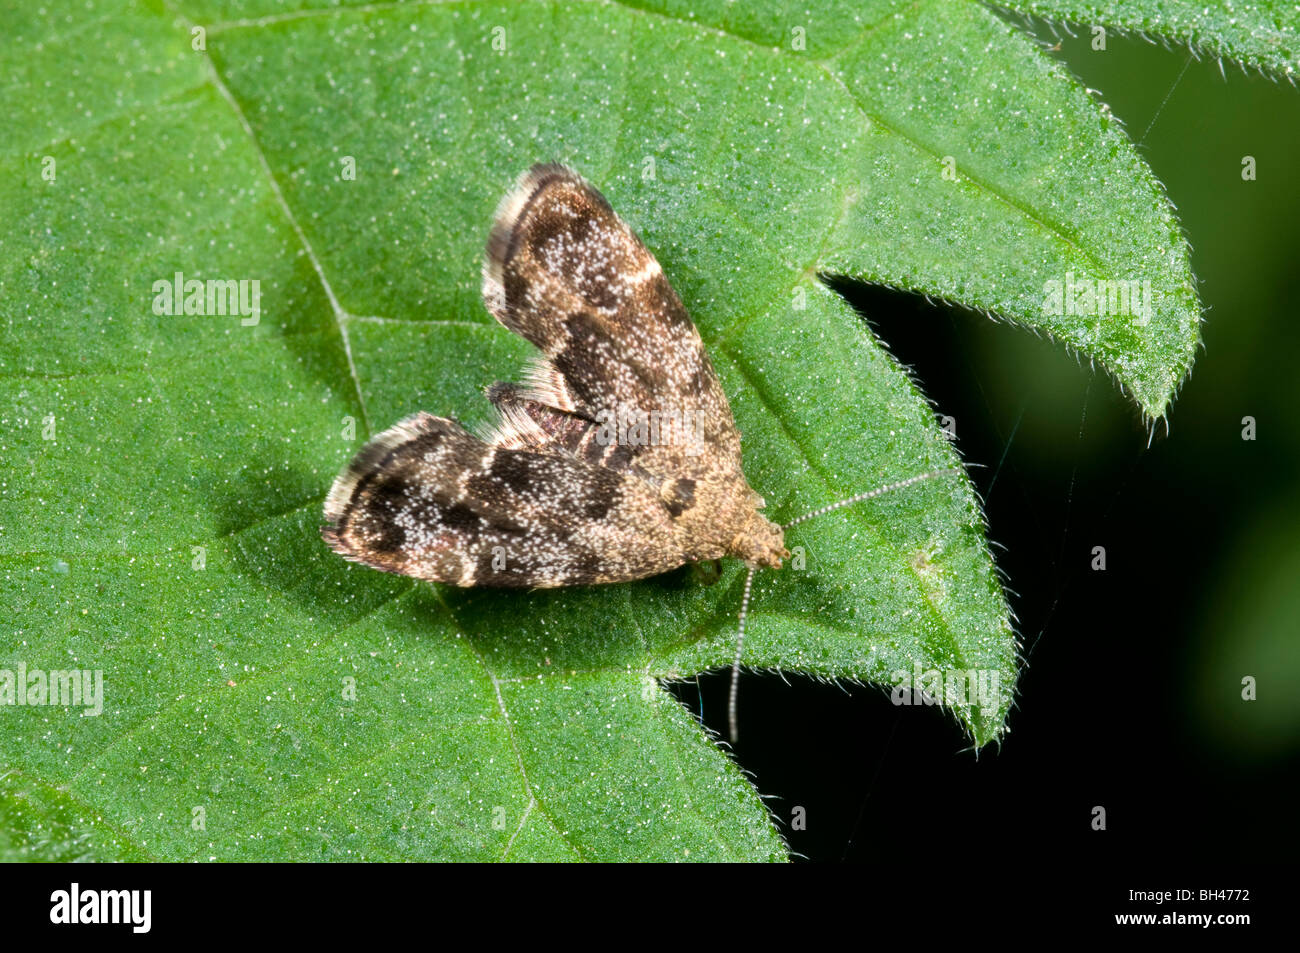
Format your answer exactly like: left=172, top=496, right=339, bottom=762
left=675, top=22, right=1300, bottom=868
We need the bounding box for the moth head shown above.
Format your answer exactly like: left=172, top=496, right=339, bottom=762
left=732, top=511, right=788, bottom=570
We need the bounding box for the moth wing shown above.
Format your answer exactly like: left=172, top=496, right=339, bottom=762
left=481, top=164, right=741, bottom=473
left=321, top=412, right=689, bottom=587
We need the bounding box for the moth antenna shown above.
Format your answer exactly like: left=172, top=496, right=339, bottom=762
left=728, top=563, right=758, bottom=744
left=727, top=468, right=962, bottom=743
left=781, top=468, right=962, bottom=530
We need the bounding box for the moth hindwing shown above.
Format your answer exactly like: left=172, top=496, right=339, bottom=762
left=322, top=163, right=787, bottom=588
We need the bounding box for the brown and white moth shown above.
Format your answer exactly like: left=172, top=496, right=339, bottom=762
left=322, top=163, right=955, bottom=740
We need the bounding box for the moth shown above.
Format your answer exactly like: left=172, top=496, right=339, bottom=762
left=322, top=163, right=955, bottom=740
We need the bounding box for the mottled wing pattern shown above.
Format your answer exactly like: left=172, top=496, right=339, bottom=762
left=481, top=164, right=743, bottom=477
left=322, top=164, right=764, bottom=589
left=322, top=413, right=687, bottom=587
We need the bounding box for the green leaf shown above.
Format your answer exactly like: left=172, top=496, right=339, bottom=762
left=0, top=0, right=1236, bottom=859
left=999, top=1, right=1300, bottom=81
